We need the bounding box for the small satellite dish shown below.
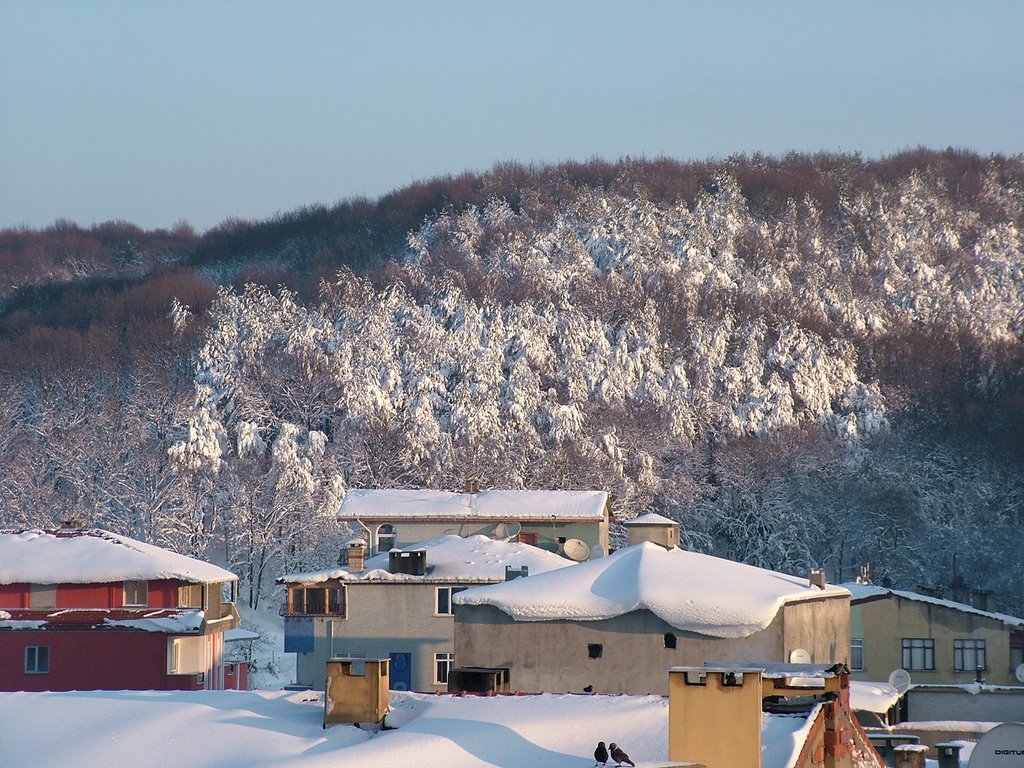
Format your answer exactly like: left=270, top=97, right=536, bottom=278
left=789, top=648, right=811, bottom=664
left=1015, top=663, right=1024, bottom=684
left=505, top=521, right=522, bottom=541
left=590, top=544, right=606, bottom=560
left=888, top=668, right=912, bottom=694
left=562, top=538, right=591, bottom=562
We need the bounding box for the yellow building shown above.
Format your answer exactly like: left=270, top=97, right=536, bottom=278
left=846, top=584, right=1024, bottom=686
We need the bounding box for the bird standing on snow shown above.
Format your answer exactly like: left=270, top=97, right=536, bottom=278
left=594, top=741, right=609, bottom=766
left=609, top=743, right=635, bottom=767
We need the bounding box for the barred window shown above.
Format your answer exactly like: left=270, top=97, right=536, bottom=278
left=850, top=638, right=864, bottom=671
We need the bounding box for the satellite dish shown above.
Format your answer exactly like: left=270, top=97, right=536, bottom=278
left=1015, top=663, right=1024, bottom=684
left=590, top=544, right=606, bottom=560
left=888, top=668, right=912, bottom=694
left=789, top=648, right=811, bottom=664
left=967, top=722, right=1024, bottom=768
left=493, top=521, right=522, bottom=541
left=562, top=538, right=591, bottom=562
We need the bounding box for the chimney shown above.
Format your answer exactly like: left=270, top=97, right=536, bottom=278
left=971, top=590, right=995, bottom=612
left=346, top=540, right=366, bottom=572
left=59, top=519, right=85, bottom=533
left=622, top=513, right=680, bottom=550
left=809, top=568, right=827, bottom=589
left=464, top=478, right=480, bottom=494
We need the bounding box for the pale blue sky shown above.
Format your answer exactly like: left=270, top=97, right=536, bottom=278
left=2, top=0, right=1022, bottom=232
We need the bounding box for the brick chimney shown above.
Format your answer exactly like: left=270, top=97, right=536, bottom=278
left=347, top=539, right=366, bottom=572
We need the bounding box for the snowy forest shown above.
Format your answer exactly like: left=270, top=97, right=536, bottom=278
left=1, top=150, right=1022, bottom=613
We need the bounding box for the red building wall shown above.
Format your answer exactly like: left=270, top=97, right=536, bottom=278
left=0, top=584, right=27, bottom=608
left=1, top=579, right=182, bottom=610
left=0, top=630, right=205, bottom=692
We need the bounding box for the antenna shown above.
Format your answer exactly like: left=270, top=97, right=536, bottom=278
left=888, top=668, right=911, bottom=695
left=562, top=538, right=590, bottom=562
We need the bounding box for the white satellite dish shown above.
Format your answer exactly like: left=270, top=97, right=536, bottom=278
left=562, top=538, right=591, bottom=562
left=590, top=544, right=606, bottom=560
left=888, top=668, right=912, bottom=694
left=967, top=722, right=1024, bottom=768
left=789, top=648, right=811, bottom=664
left=1015, top=663, right=1024, bottom=684
left=493, top=521, right=522, bottom=541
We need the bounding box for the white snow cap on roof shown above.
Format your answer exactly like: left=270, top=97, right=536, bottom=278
left=844, top=583, right=1024, bottom=627
left=622, top=513, right=677, bottom=526
left=281, top=534, right=573, bottom=584
left=337, top=488, right=608, bottom=520
left=455, top=541, right=849, bottom=638
left=0, top=529, right=236, bottom=585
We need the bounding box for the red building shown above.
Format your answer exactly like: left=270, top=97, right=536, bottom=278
left=0, top=525, right=246, bottom=692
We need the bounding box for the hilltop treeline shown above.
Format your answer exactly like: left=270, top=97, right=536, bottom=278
left=1, top=149, right=1022, bottom=611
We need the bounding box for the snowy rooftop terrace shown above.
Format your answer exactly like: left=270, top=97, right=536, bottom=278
left=280, top=534, right=573, bottom=585
left=0, top=528, right=236, bottom=585
left=455, top=541, right=849, bottom=638
left=844, top=583, right=1024, bottom=628
left=337, top=488, right=608, bottom=521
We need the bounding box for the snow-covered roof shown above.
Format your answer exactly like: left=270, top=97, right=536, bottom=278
left=280, top=534, right=573, bottom=585
left=454, top=542, right=849, bottom=638
left=337, top=488, right=608, bottom=521
left=0, top=608, right=205, bottom=634
left=622, top=513, right=677, bottom=526
left=0, top=529, right=237, bottom=585
left=844, top=583, right=1024, bottom=628
left=850, top=681, right=902, bottom=714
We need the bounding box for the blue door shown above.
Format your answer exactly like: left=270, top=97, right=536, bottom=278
left=389, top=652, right=412, bottom=691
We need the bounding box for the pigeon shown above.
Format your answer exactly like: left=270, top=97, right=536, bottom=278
left=594, top=741, right=609, bottom=766
left=609, top=743, right=635, bottom=767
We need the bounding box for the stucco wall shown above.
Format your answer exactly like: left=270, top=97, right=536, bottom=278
left=454, top=604, right=791, bottom=695
left=782, top=594, right=851, bottom=666
left=295, top=582, right=464, bottom=692
left=851, top=596, right=1016, bottom=685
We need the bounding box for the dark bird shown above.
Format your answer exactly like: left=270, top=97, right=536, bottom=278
left=594, top=741, right=609, bottom=766
left=609, top=743, right=635, bottom=767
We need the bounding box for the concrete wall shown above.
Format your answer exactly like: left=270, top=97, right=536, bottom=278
left=903, top=687, right=1024, bottom=723
left=455, top=604, right=789, bottom=695
left=668, top=669, right=764, bottom=768
left=851, top=596, right=1017, bottom=685
left=295, top=582, right=463, bottom=692
left=783, top=595, right=851, bottom=666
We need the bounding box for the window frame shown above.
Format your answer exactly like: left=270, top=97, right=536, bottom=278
left=953, top=638, right=987, bottom=672
left=25, top=645, right=50, bottom=674
left=289, top=585, right=346, bottom=617
left=435, top=586, right=468, bottom=616
left=434, top=652, right=455, bottom=685
left=123, top=580, right=149, bottom=607
left=901, top=637, right=935, bottom=671
left=850, top=638, right=865, bottom=671
left=376, top=524, right=397, bottom=554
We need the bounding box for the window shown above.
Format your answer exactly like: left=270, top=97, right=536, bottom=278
left=954, top=639, right=987, bottom=672
left=588, top=643, right=603, bottom=659
left=434, top=652, right=454, bottom=685
left=902, top=638, right=935, bottom=671
left=850, top=638, right=864, bottom=671
left=29, top=584, right=57, bottom=610
left=516, top=532, right=539, bottom=547
left=376, top=524, right=397, bottom=553
left=289, top=586, right=345, bottom=616
left=436, top=587, right=468, bottom=615
left=1010, top=633, right=1024, bottom=672
left=123, top=580, right=148, bottom=607
left=25, top=646, right=49, bottom=674
left=664, top=633, right=677, bottom=649
left=178, top=583, right=203, bottom=608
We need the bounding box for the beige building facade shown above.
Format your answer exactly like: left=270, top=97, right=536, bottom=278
left=847, top=584, right=1024, bottom=686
